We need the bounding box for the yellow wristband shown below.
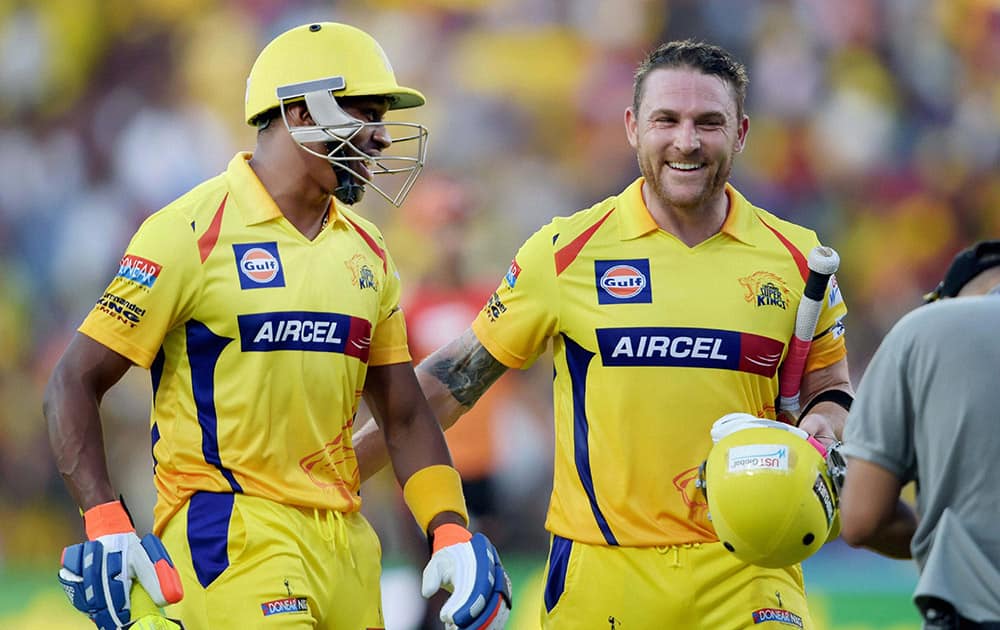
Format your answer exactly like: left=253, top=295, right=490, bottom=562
left=402, top=465, right=469, bottom=534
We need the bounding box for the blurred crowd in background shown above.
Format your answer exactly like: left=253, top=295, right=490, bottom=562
left=0, top=0, right=997, bottom=626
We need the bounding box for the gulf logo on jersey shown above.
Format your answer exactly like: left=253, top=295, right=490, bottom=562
left=233, top=242, right=286, bottom=289
left=595, top=259, right=652, bottom=304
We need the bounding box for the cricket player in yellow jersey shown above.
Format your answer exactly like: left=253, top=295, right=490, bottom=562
left=45, top=22, right=510, bottom=630
left=354, top=40, right=853, bottom=628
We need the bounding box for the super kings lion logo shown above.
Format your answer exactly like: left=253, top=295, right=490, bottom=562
left=739, top=271, right=790, bottom=310
left=673, top=466, right=708, bottom=522
left=299, top=434, right=360, bottom=505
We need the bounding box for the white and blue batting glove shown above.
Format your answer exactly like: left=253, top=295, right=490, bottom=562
left=58, top=500, right=183, bottom=630
left=422, top=524, right=512, bottom=630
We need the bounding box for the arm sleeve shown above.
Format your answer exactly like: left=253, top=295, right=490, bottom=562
left=78, top=212, right=201, bottom=368
left=471, top=225, right=559, bottom=369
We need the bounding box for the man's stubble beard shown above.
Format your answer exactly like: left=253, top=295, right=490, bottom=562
left=639, top=149, right=735, bottom=215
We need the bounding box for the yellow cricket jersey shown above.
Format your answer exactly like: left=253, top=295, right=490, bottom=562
left=79, top=153, right=411, bottom=535
left=471, top=178, right=848, bottom=547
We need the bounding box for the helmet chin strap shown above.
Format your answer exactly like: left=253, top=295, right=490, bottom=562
left=327, top=143, right=365, bottom=205
left=332, top=163, right=365, bottom=204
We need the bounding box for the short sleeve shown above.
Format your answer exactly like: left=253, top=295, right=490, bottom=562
left=78, top=212, right=201, bottom=368
left=471, top=225, right=559, bottom=369
left=367, top=246, right=411, bottom=366
left=805, top=271, right=849, bottom=372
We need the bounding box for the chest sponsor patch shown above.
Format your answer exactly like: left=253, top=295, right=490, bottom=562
left=238, top=311, right=371, bottom=361
left=116, top=254, right=162, bottom=289
left=233, top=242, right=285, bottom=289
left=752, top=607, right=803, bottom=627
left=260, top=597, right=309, bottom=617
left=595, top=259, right=652, bottom=304
left=727, top=444, right=789, bottom=472
left=596, top=327, right=784, bottom=376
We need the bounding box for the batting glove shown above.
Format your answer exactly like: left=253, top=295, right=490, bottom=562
left=58, top=500, right=184, bottom=630
left=422, top=523, right=511, bottom=630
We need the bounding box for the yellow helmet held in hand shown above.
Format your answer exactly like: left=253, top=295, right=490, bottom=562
left=244, top=22, right=428, bottom=207
left=702, top=414, right=839, bottom=569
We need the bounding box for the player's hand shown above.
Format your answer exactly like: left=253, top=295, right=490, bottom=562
left=421, top=523, right=511, bottom=630
left=58, top=500, right=183, bottom=630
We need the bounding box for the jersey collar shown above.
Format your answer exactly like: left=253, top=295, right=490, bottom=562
left=618, top=177, right=757, bottom=245
left=226, top=152, right=346, bottom=228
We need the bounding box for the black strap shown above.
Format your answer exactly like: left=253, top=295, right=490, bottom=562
left=798, top=389, right=853, bottom=425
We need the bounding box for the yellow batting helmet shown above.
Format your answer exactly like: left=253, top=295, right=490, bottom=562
left=703, top=415, right=839, bottom=568
left=244, top=22, right=428, bottom=207
left=245, top=22, right=424, bottom=125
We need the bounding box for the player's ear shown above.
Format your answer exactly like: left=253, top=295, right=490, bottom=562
left=284, top=102, right=314, bottom=126
left=624, top=106, right=639, bottom=149
left=734, top=115, right=749, bottom=153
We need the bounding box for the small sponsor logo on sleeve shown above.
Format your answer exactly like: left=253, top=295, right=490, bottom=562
left=116, top=255, right=162, bottom=289
left=260, top=597, right=309, bottom=616
left=485, top=292, right=507, bottom=322
left=595, top=259, right=652, bottom=304
left=828, top=275, right=843, bottom=307
left=95, top=292, right=147, bottom=328
left=752, top=608, right=803, bottom=627
left=504, top=258, right=522, bottom=288
left=233, top=242, right=285, bottom=289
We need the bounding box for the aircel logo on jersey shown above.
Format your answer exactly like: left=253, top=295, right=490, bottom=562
left=595, top=259, right=652, bottom=304
left=595, top=327, right=785, bottom=377
left=238, top=311, right=372, bottom=361
left=116, top=254, right=162, bottom=289
left=752, top=608, right=803, bottom=628
left=260, top=597, right=309, bottom=617
left=727, top=444, right=789, bottom=473
left=233, top=242, right=286, bottom=289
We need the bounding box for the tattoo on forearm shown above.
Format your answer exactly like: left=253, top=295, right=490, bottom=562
left=425, top=335, right=507, bottom=407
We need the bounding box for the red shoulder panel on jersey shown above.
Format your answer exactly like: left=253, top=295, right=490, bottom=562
left=198, top=194, right=229, bottom=264
left=343, top=215, right=388, bottom=273
left=554, top=208, right=614, bottom=276
left=757, top=216, right=808, bottom=282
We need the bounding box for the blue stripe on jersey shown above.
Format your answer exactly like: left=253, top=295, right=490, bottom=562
left=151, top=422, right=160, bottom=472
left=563, top=333, right=619, bottom=546
left=544, top=535, right=573, bottom=612
left=187, top=491, right=234, bottom=588
left=186, top=320, right=243, bottom=493
left=151, top=347, right=165, bottom=404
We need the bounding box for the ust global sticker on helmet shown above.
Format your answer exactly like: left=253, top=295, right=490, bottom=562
left=727, top=444, right=789, bottom=473
left=595, top=259, right=652, bottom=304
left=233, top=242, right=286, bottom=289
